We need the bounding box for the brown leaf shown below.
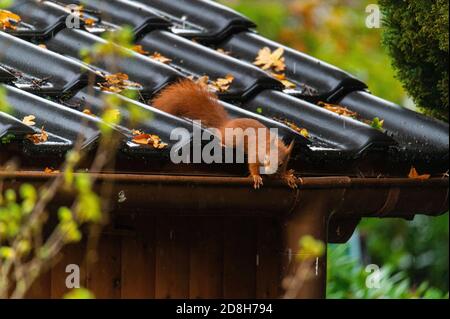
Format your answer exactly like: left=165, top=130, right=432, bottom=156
left=319, top=102, right=358, bottom=118
left=22, top=115, right=36, bottom=126
left=270, top=72, right=296, bottom=89
left=82, top=17, right=96, bottom=26
left=216, top=48, right=231, bottom=55
left=132, top=133, right=168, bottom=149
left=132, top=45, right=149, bottom=55
left=44, top=167, right=60, bottom=174
left=408, top=166, right=431, bottom=180
left=0, top=10, right=21, bottom=30
left=209, top=74, right=234, bottom=92
left=27, top=127, right=48, bottom=144
left=98, top=72, right=141, bottom=93
left=150, top=52, right=172, bottom=64
left=82, top=109, right=94, bottom=116
left=254, top=47, right=286, bottom=72
left=276, top=118, right=309, bottom=138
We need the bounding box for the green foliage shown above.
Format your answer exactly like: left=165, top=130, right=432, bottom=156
left=297, top=235, right=325, bottom=261
left=359, top=214, right=449, bottom=292
left=0, top=86, right=12, bottom=114
left=0, top=0, right=13, bottom=9
left=327, top=244, right=448, bottom=299
left=220, top=0, right=407, bottom=104
left=379, top=0, right=449, bottom=120
left=63, top=287, right=95, bottom=299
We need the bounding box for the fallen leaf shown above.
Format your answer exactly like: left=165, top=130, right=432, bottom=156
left=318, top=102, right=358, bottom=118
left=209, top=74, right=234, bottom=92
left=131, top=129, right=143, bottom=136
left=44, top=167, right=60, bottom=174
left=195, top=75, right=210, bottom=89
left=132, top=133, right=168, bottom=149
left=82, top=17, right=96, bottom=26
left=0, top=10, right=21, bottom=30
left=150, top=52, right=172, bottom=64
left=276, top=118, right=309, bottom=138
left=22, top=115, right=36, bottom=126
left=408, top=166, right=431, bottom=180
left=270, top=72, right=296, bottom=89
left=98, top=72, right=141, bottom=93
left=82, top=109, right=94, bottom=116
left=132, top=45, right=149, bottom=55
left=38, top=44, right=47, bottom=49
left=254, top=47, right=286, bottom=72
left=27, top=127, right=48, bottom=144
left=216, top=48, right=230, bottom=55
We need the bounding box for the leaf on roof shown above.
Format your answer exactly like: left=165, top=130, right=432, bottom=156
left=132, top=132, right=168, bottom=149
left=253, top=47, right=286, bottom=72
left=210, top=74, right=234, bottom=92
left=149, top=52, right=172, bottom=64
left=98, top=73, right=141, bottom=93
left=38, top=44, right=47, bottom=50
left=131, top=129, right=143, bottom=136
left=27, top=127, right=48, bottom=144
left=275, top=118, right=309, bottom=138
left=216, top=48, right=231, bottom=55
left=191, top=75, right=234, bottom=93
left=83, top=18, right=96, bottom=26
left=22, top=115, right=36, bottom=126
left=44, top=167, right=60, bottom=174
left=82, top=109, right=94, bottom=116
left=318, top=102, right=358, bottom=118
left=132, top=45, right=149, bottom=55
left=270, top=72, right=296, bottom=89
left=0, top=9, right=21, bottom=30
left=408, top=166, right=431, bottom=180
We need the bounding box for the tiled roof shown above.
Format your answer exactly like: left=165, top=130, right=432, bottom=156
left=1, top=0, right=448, bottom=177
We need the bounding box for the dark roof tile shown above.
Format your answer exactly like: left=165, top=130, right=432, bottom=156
left=220, top=31, right=367, bottom=101
left=45, top=28, right=183, bottom=96
left=133, top=0, right=256, bottom=41
left=0, top=31, right=99, bottom=95
left=139, top=30, right=283, bottom=99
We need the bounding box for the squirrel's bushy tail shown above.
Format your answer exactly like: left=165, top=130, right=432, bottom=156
left=151, top=79, right=229, bottom=129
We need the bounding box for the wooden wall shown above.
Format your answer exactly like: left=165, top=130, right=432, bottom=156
left=26, top=216, right=283, bottom=299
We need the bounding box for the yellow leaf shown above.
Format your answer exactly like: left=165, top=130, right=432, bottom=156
left=22, top=115, right=36, bottom=126
left=150, top=52, right=172, bottom=64
left=0, top=10, right=21, bottom=30
left=254, top=47, right=286, bottom=72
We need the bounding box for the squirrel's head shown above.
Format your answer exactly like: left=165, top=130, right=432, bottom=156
left=262, top=139, right=294, bottom=174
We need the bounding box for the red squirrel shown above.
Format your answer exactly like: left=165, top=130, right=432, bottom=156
left=152, top=79, right=297, bottom=189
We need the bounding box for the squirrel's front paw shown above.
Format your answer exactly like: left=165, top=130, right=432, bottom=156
left=284, top=170, right=298, bottom=189
left=252, top=174, right=264, bottom=189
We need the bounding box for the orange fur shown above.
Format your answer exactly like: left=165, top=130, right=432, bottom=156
left=151, top=79, right=296, bottom=189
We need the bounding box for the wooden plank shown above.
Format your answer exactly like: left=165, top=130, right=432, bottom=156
left=256, top=217, right=282, bottom=299
left=121, top=216, right=156, bottom=299
left=155, top=216, right=190, bottom=298
left=189, top=217, right=223, bottom=298
left=86, top=235, right=121, bottom=299
left=26, top=268, right=52, bottom=299
left=50, top=242, right=86, bottom=299
left=223, top=216, right=257, bottom=298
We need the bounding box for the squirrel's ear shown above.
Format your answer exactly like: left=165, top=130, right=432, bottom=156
left=287, top=140, right=295, bottom=154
